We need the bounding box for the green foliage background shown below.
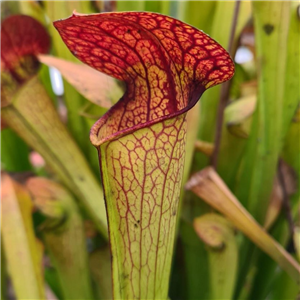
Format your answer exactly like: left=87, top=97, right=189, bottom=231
left=1, top=1, right=299, bottom=300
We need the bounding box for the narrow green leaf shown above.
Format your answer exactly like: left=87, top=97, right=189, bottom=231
left=236, top=266, right=257, bottom=300
left=281, top=2, right=300, bottom=138
left=209, top=2, right=253, bottom=191
left=44, top=268, right=63, bottom=300
left=282, top=106, right=300, bottom=180
left=1, top=173, right=45, bottom=300
left=198, top=1, right=251, bottom=146
left=43, top=1, right=96, bottom=154
left=236, top=1, right=292, bottom=221
left=178, top=220, right=210, bottom=300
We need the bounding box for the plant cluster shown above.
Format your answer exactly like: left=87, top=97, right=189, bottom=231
left=1, top=1, right=299, bottom=300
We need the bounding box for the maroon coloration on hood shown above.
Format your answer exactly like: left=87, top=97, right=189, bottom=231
left=1, top=15, right=50, bottom=84
left=54, top=12, right=234, bottom=145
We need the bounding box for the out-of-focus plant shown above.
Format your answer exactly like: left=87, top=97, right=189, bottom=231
left=1, top=1, right=299, bottom=300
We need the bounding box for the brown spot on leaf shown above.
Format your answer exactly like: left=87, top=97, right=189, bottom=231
left=263, top=24, right=274, bottom=35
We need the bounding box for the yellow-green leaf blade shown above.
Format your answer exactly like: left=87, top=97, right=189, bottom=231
left=1, top=173, right=45, bottom=299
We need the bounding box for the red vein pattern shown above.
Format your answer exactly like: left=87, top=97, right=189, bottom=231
left=54, top=12, right=234, bottom=145
left=1, top=15, right=50, bottom=106
left=100, top=115, right=186, bottom=298
left=55, top=11, right=234, bottom=298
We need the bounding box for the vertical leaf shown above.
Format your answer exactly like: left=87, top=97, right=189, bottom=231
left=43, top=1, right=100, bottom=171
left=281, top=2, right=300, bottom=137
left=177, top=1, right=216, bottom=33
left=1, top=173, right=45, bottom=300
left=178, top=220, right=210, bottom=300
left=26, top=177, right=95, bottom=300
left=197, top=1, right=251, bottom=148
left=236, top=1, right=291, bottom=221
left=194, top=213, right=238, bottom=300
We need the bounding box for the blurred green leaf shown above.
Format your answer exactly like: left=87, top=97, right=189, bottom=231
left=89, top=247, right=113, bottom=299
left=179, top=220, right=210, bottom=300
left=2, top=76, right=108, bottom=237
left=1, top=128, right=32, bottom=172
left=44, top=267, right=63, bottom=300
left=270, top=268, right=299, bottom=300
left=198, top=1, right=251, bottom=147
left=236, top=1, right=292, bottom=221
left=117, top=1, right=145, bottom=11
left=19, top=1, right=47, bottom=25
left=264, top=161, right=297, bottom=230
left=1, top=173, right=45, bottom=300
left=177, top=1, right=216, bottom=33
left=194, top=213, right=238, bottom=300
left=281, top=2, right=300, bottom=138
left=186, top=167, right=300, bottom=283
left=282, top=113, right=300, bottom=181
left=26, top=177, right=95, bottom=300
left=43, top=1, right=97, bottom=158
left=225, top=95, right=256, bottom=139
left=295, top=227, right=300, bottom=262
left=144, top=1, right=164, bottom=13
left=194, top=140, right=214, bottom=157
left=177, top=104, right=201, bottom=230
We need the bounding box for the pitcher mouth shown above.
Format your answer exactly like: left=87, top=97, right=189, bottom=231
left=89, top=85, right=206, bottom=147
